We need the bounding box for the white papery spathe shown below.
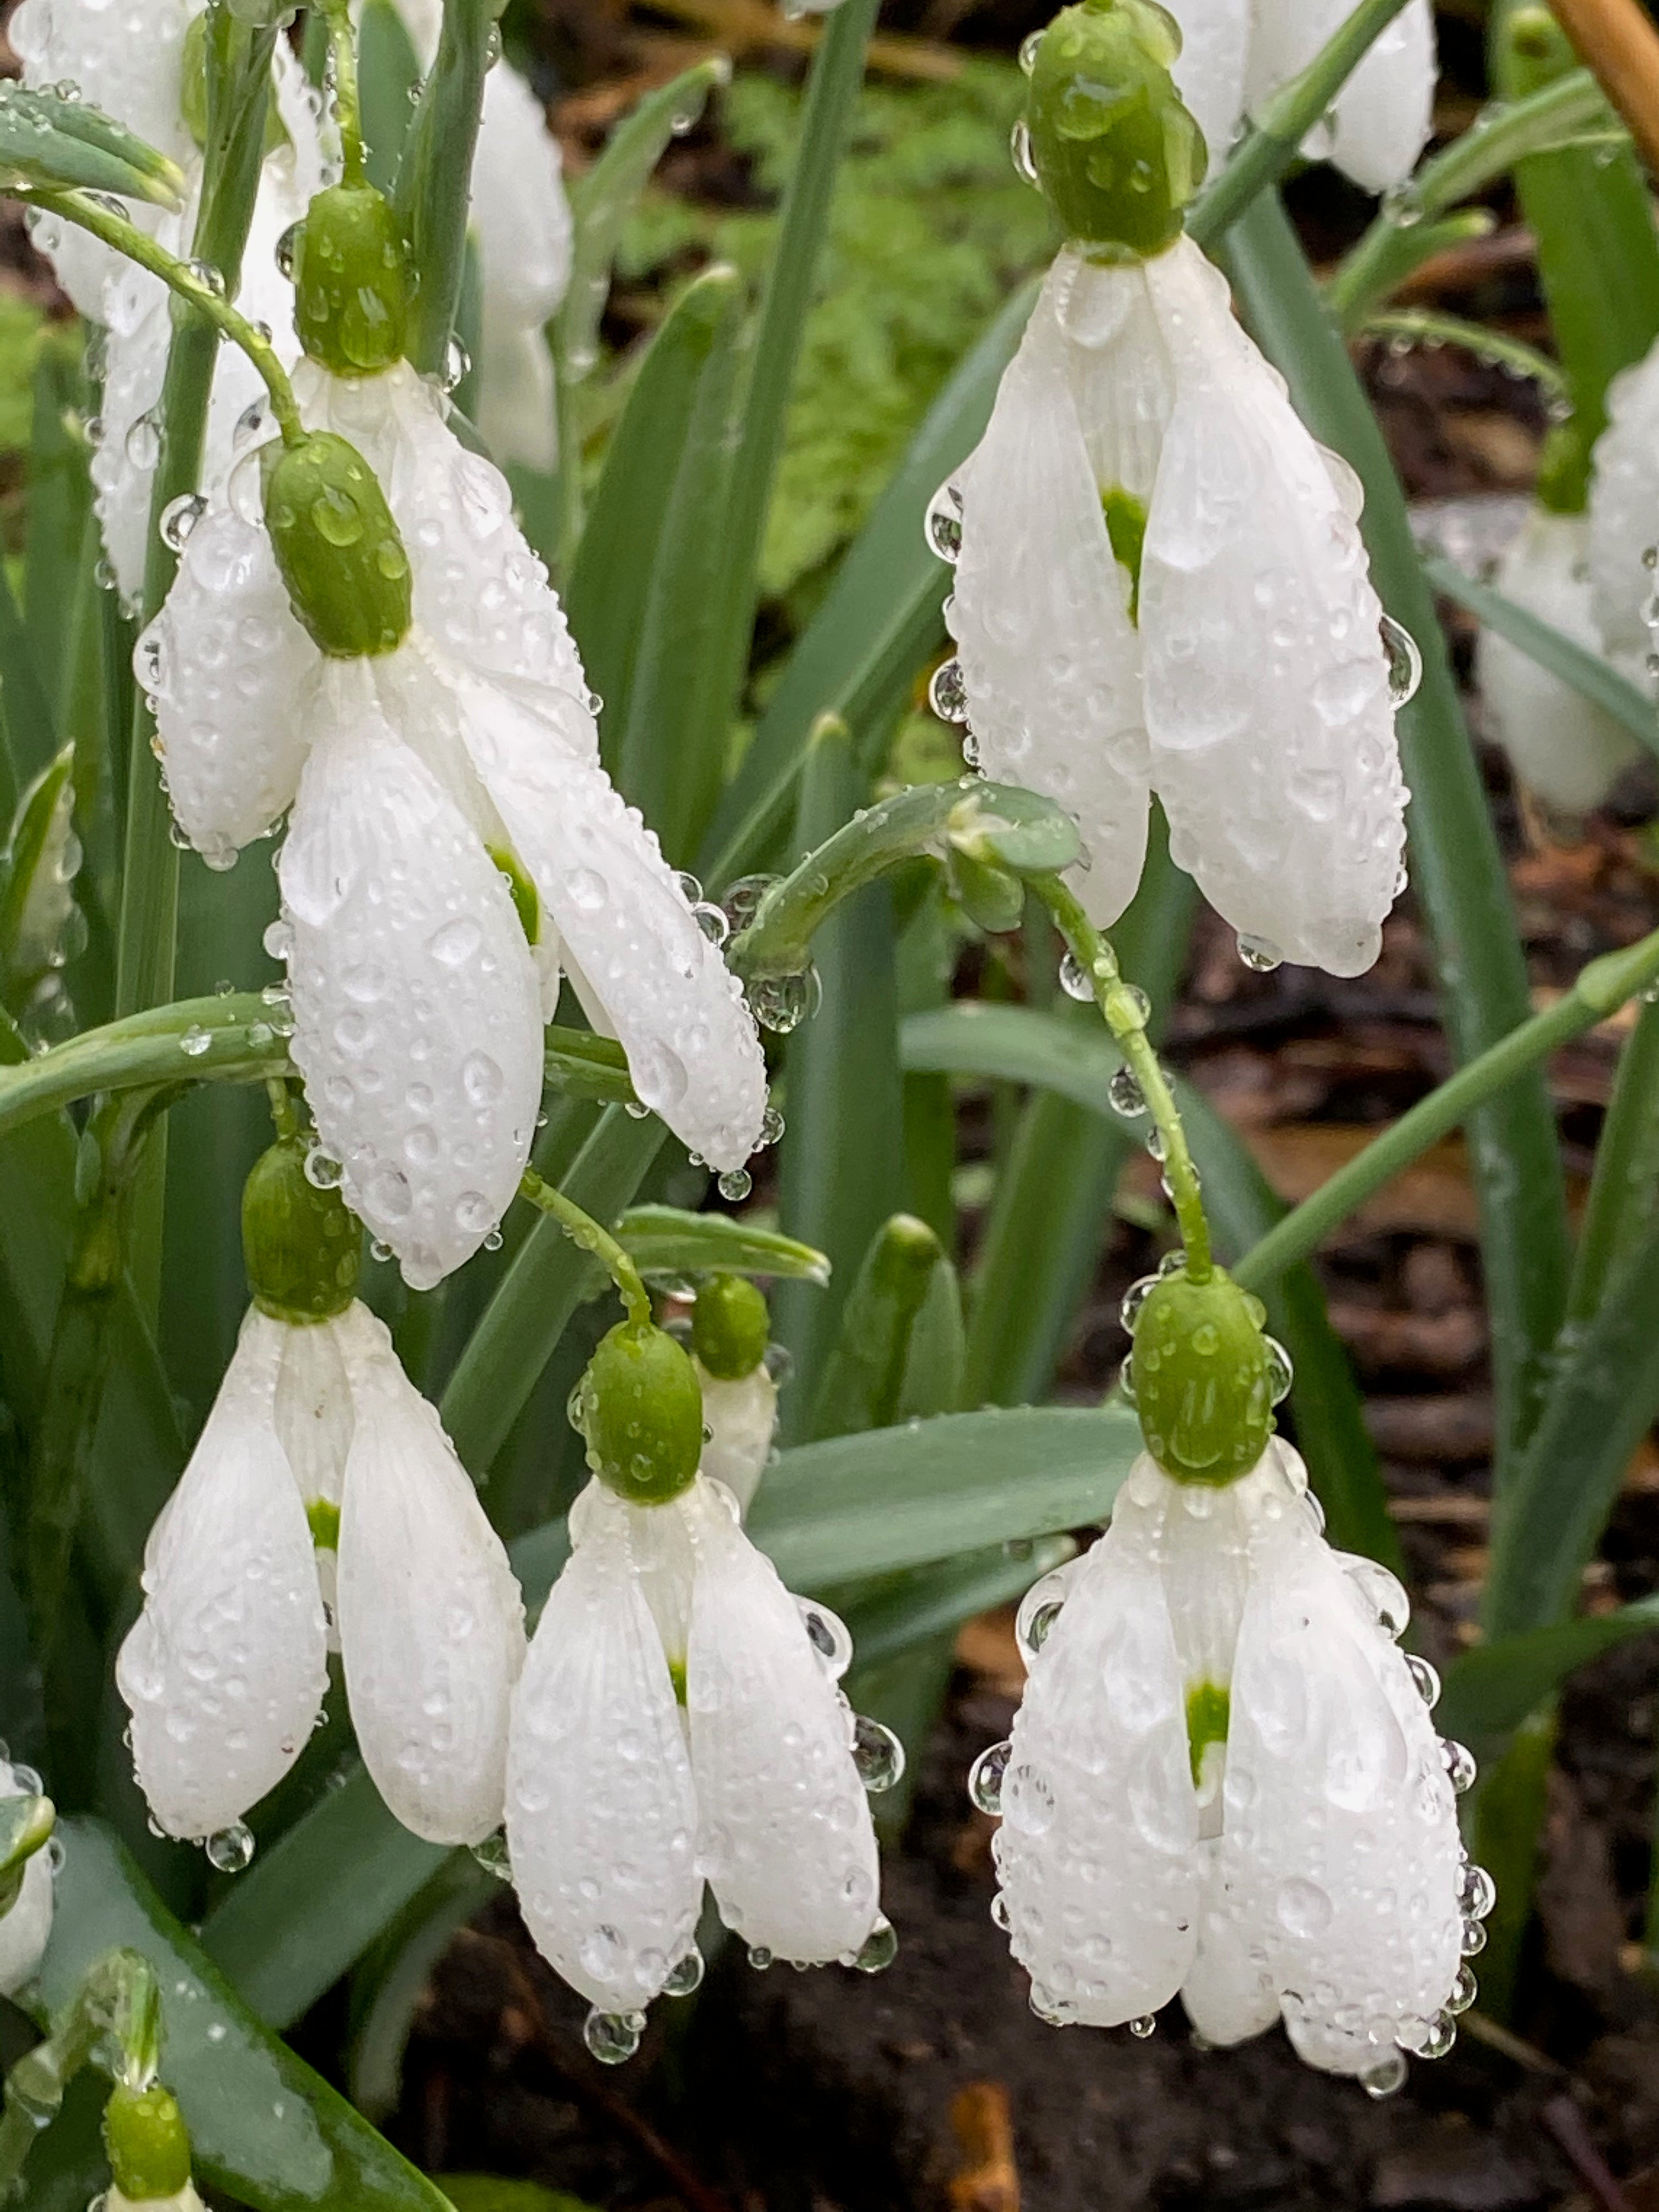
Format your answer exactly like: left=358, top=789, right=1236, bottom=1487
left=979, top=1440, right=1480, bottom=2081
left=692, top=1358, right=779, bottom=1515
left=1589, top=337, right=1659, bottom=676
left=117, top=1301, right=524, bottom=1849
left=139, top=359, right=767, bottom=1280
left=1477, top=507, right=1643, bottom=815
left=506, top=1476, right=885, bottom=2044
left=943, top=237, right=1409, bottom=977
left=0, top=1762, right=53, bottom=1997
left=1164, top=0, right=1435, bottom=191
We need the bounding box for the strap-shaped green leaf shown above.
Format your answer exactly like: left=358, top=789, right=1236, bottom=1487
left=616, top=1205, right=830, bottom=1285
left=1441, top=1598, right=1659, bottom=1742
left=0, top=86, right=185, bottom=207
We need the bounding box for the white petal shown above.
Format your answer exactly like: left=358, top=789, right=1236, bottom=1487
left=1140, top=238, right=1407, bottom=977
left=505, top=1482, right=701, bottom=2011
left=1217, top=1453, right=1464, bottom=2076
left=336, top=1313, right=525, bottom=1845
left=473, top=62, right=572, bottom=330
left=695, top=1362, right=778, bottom=1516
left=279, top=658, right=545, bottom=1289
left=91, top=241, right=176, bottom=615
left=1329, top=0, right=1436, bottom=193
left=477, top=318, right=558, bottom=476
left=448, top=669, right=769, bottom=1171
left=1166, top=0, right=1251, bottom=168
left=1478, top=508, right=1641, bottom=814
left=684, top=1481, right=881, bottom=1963
left=1178, top=1842, right=1278, bottom=2047
left=994, top=1455, right=1203, bottom=2025
left=272, top=1308, right=356, bottom=1510
left=1590, top=340, right=1659, bottom=662
left=116, top=1311, right=328, bottom=1839
left=952, top=253, right=1152, bottom=928
left=0, top=1762, right=52, bottom=1999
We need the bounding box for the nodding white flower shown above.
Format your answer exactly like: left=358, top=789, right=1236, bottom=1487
left=506, top=1475, right=895, bottom=2057
left=1589, top=340, right=1659, bottom=682
left=117, top=1300, right=524, bottom=1849
left=1478, top=507, right=1643, bottom=816
left=939, top=236, right=1409, bottom=977
left=0, top=1764, right=53, bottom=1997
left=975, top=1438, right=1487, bottom=2083
left=140, top=358, right=766, bottom=1283
left=1165, top=0, right=1435, bottom=191
left=693, top=1357, right=779, bottom=1515
left=110, top=2191, right=206, bottom=2212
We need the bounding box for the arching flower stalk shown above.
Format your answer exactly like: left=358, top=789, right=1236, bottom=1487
left=505, top=1204, right=900, bottom=2064
left=933, top=0, right=1414, bottom=978
left=117, top=1137, right=526, bottom=1855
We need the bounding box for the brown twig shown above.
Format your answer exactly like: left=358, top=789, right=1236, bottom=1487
left=1548, top=0, right=1659, bottom=177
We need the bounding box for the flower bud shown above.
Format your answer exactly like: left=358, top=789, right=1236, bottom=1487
left=261, top=431, right=412, bottom=658
left=180, top=12, right=289, bottom=157
left=1025, top=0, right=1207, bottom=259
left=291, top=183, right=411, bottom=376
left=577, top=1322, right=704, bottom=1505
left=691, top=1274, right=770, bottom=1381
left=104, top=2084, right=192, bottom=2202
left=242, top=1136, right=361, bottom=1323
left=1128, top=1265, right=1272, bottom=1485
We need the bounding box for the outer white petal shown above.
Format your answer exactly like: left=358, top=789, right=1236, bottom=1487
left=951, top=253, right=1152, bottom=928
left=447, top=669, right=768, bottom=1171
left=1166, top=0, right=1251, bottom=167
left=279, top=658, right=544, bottom=1289
left=110, top=2191, right=206, bottom=2212
left=0, top=1766, right=52, bottom=1998
left=1216, top=1447, right=1463, bottom=2076
left=683, top=1481, right=880, bottom=1962
left=1178, top=1842, right=1278, bottom=2047
left=335, top=1310, right=525, bottom=1845
left=994, top=1454, right=1203, bottom=2025
left=1589, top=341, right=1659, bottom=663
left=1477, top=508, right=1641, bottom=814
left=116, top=1311, right=328, bottom=1839
left=1140, top=238, right=1407, bottom=976
left=694, top=1362, right=778, bottom=1516
left=472, top=65, right=572, bottom=473
left=138, top=488, right=320, bottom=867
left=506, top=1482, right=701, bottom=2012
left=1328, top=0, right=1436, bottom=193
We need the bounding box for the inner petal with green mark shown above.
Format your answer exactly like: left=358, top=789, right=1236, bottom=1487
left=488, top=842, right=541, bottom=946
left=1101, top=485, right=1147, bottom=623
left=1186, top=1678, right=1230, bottom=1797
left=307, top=1497, right=341, bottom=1551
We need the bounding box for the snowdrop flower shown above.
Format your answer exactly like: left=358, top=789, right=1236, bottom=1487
left=1589, top=340, right=1659, bottom=690
left=117, top=1139, right=525, bottom=1853
left=0, top=1771, right=54, bottom=1996
left=139, top=181, right=766, bottom=1285
left=506, top=1318, right=897, bottom=2062
left=977, top=1260, right=1486, bottom=2084
left=935, top=0, right=1412, bottom=978
left=689, top=1273, right=780, bottom=1515
left=1165, top=0, right=1435, bottom=192
left=1478, top=506, right=1643, bottom=815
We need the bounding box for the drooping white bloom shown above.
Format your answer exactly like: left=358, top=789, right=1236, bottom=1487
left=140, top=359, right=768, bottom=1282
left=940, top=236, right=1409, bottom=977
left=117, top=1301, right=524, bottom=1849
left=1477, top=507, right=1643, bottom=815
left=506, top=1475, right=893, bottom=2055
left=977, top=1439, right=1487, bottom=2083
left=1165, top=0, right=1435, bottom=191
left=1589, top=341, right=1659, bottom=680
left=0, top=1764, right=54, bottom=1997
left=692, top=1356, right=779, bottom=1514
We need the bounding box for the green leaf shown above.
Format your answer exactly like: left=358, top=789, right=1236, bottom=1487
left=24, top=336, right=90, bottom=768
left=1441, top=1598, right=1659, bottom=1742
left=616, top=1204, right=830, bottom=1284
left=1, top=88, right=187, bottom=206
left=1423, top=554, right=1656, bottom=747
left=36, top=1818, right=454, bottom=2212
left=358, top=0, right=422, bottom=200
left=810, top=1215, right=957, bottom=1441
left=0, top=746, right=80, bottom=1018
left=0, top=537, right=52, bottom=826
left=828, top=1535, right=1074, bottom=1668
left=439, top=2184, right=599, bottom=2212
left=348, top=1857, right=497, bottom=2119
left=1567, top=998, right=1659, bottom=1328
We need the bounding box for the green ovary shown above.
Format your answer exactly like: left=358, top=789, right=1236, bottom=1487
left=1186, top=1679, right=1230, bottom=1789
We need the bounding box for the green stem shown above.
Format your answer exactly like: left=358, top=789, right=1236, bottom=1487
left=518, top=1167, right=651, bottom=1329
left=1232, top=928, right=1659, bottom=1294
left=1029, top=871, right=1211, bottom=1279
left=265, top=1075, right=299, bottom=1142
left=318, top=0, right=367, bottom=185
left=1359, top=309, right=1568, bottom=397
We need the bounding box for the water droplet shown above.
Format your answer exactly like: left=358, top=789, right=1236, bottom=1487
left=1441, top=1739, right=1477, bottom=1794
left=179, top=1023, right=211, bottom=1058
left=125, top=411, right=161, bottom=470
left=692, top=900, right=730, bottom=946
left=1127, top=2014, right=1156, bottom=2039
left=1058, top=951, right=1093, bottom=1002
left=1340, top=1553, right=1409, bottom=1640
left=1415, top=2010, right=1456, bottom=2060
left=760, top=1103, right=785, bottom=1147
left=718, top=1167, right=752, bottom=1203
left=160, top=493, right=206, bottom=551
left=304, top=1148, right=343, bottom=1191
left=1009, top=115, right=1039, bottom=184
left=968, top=1737, right=1012, bottom=1816
left=1264, top=1336, right=1293, bottom=1405
left=1447, top=1963, right=1477, bottom=2015
left=1119, top=1274, right=1157, bottom=1333
left=849, top=1915, right=898, bottom=1974
left=1108, top=1066, right=1147, bottom=1118
left=187, top=258, right=226, bottom=297
left=1379, top=613, right=1421, bottom=707
left=928, top=657, right=970, bottom=723
left=205, top=1821, right=254, bottom=1873
left=1406, top=1654, right=1440, bottom=1708
left=748, top=1945, right=774, bottom=1971
left=1457, top=1860, right=1496, bottom=1921
left=1018, top=27, right=1043, bottom=70
left=1459, top=1915, right=1487, bottom=1958
left=990, top=1889, right=1012, bottom=1931
left=852, top=1715, right=905, bottom=1793
left=1237, top=933, right=1282, bottom=974
left=924, top=478, right=964, bottom=563
left=795, top=1597, right=853, bottom=1677
left=442, top=337, right=471, bottom=392
left=749, top=966, right=820, bottom=1035
left=664, top=1949, right=704, bottom=1997
left=1361, top=2051, right=1407, bottom=2098
left=583, top=2008, right=644, bottom=2064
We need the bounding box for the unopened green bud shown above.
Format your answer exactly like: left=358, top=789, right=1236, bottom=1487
left=1128, top=1265, right=1271, bottom=1485
left=577, top=1322, right=704, bottom=1504
left=1026, top=0, right=1206, bottom=258
left=1498, top=2, right=1576, bottom=91
left=948, top=844, right=1025, bottom=934
left=181, top=13, right=290, bottom=156
left=691, top=1274, right=770, bottom=1381
left=291, top=182, right=411, bottom=375
left=262, top=431, right=412, bottom=658
left=242, top=1137, right=361, bottom=1323
left=104, top=2084, right=192, bottom=2202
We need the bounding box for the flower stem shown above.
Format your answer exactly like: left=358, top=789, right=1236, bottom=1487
left=318, top=0, right=367, bottom=184
left=518, top=1168, right=652, bottom=1329
left=1028, top=871, right=1212, bottom=1282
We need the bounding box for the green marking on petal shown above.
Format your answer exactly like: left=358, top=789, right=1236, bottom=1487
left=1185, top=1679, right=1229, bottom=1789
left=488, top=843, right=541, bottom=946
left=668, top=1656, right=689, bottom=1706
left=307, top=1497, right=341, bottom=1551
left=1101, top=484, right=1148, bottom=622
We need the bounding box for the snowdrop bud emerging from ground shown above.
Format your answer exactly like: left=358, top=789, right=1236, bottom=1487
left=1589, top=341, right=1659, bottom=681
left=690, top=1275, right=780, bottom=1514
left=118, top=1139, right=524, bottom=1852
left=938, top=0, right=1410, bottom=976
left=1479, top=507, right=1643, bottom=815
left=104, top=2084, right=198, bottom=2211
left=0, top=1779, right=55, bottom=1996
left=979, top=1262, right=1482, bottom=2083
left=507, top=1324, right=896, bottom=2062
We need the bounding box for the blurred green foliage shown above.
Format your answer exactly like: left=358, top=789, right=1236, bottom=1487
left=0, top=294, right=46, bottom=454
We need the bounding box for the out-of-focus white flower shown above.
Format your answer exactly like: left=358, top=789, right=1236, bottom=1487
left=1163, top=0, right=1436, bottom=191
left=0, top=1764, right=54, bottom=1996
left=117, top=1300, right=524, bottom=1849
left=975, top=1437, right=1487, bottom=2084
left=1589, top=341, right=1659, bottom=680
left=138, top=359, right=768, bottom=1282
left=1479, top=507, right=1643, bottom=815
left=938, top=236, right=1410, bottom=977
left=506, top=1475, right=896, bottom=2061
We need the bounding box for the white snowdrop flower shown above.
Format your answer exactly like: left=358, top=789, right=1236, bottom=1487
left=978, top=1437, right=1483, bottom=2080
left=110, top=2191, right=206, bottom=2212
left=1478, top=506, right=1643, bottom=815
left=140, top=354, right=766, bottom=1282
left=118, top=1292, right=524, bottom=1849
left=1163, top=0, right=1436, bottom=191
left=1589, top=340, right=1659, bottom=678
left=0, top=1767, right=54, bottom=1997
left=943, top=235, right=1409, bottom=975
left=689, top=1272, right=780, bottom=1515
left=507, top=1472, right=892, bottom=2058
